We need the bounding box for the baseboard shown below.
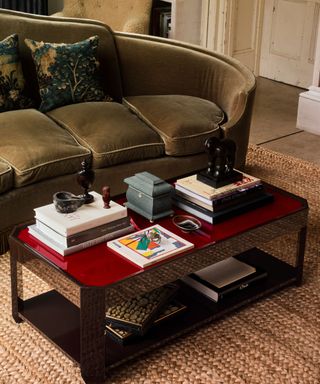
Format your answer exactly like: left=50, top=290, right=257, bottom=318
left=297, top=86, right=320, bottom=135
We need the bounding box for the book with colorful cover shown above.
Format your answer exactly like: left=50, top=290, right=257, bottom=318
left=175, top=172, right=261, bottom=201
left=34, top=191, right=128, bottom=237
left=107, top=224, right=194, bottom=268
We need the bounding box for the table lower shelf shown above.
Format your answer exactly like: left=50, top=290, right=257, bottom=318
left=17, top=248, right=298, bottom=371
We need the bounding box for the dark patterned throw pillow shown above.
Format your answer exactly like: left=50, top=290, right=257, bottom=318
left=24, top=36, right=110, bottom=112
left=0, top=34, right=33, bottom=113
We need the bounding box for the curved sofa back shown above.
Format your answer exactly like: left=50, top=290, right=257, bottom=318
left=114, top=33, right=256, bottom=167
left=0, top=9, right=123, bottom=103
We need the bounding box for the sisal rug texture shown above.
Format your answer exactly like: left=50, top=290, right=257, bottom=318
left=0, top=144, right=319, bottom=384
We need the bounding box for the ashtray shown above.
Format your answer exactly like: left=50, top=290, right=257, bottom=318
left=172, top=215, right=202, bottom=232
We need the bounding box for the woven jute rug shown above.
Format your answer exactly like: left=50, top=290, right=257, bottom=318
left=0, top=144, right=319, bottom=384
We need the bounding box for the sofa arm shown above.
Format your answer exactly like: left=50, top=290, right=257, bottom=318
left=114, top=33, right=255, bottom=119
left=114, top=33, right=256, bottom=167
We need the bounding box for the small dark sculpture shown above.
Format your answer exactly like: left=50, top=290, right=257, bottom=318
left=76, top=160, right=95, bottom=204
left=197, top=137, right=242, bottom=188
left=102, top=186, right=111, bottom=209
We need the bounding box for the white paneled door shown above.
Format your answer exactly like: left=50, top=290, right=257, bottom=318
left=260, top=0, right=320, bottom=87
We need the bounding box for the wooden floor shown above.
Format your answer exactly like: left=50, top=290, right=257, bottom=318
left=250, top=77, right=320, bottom=165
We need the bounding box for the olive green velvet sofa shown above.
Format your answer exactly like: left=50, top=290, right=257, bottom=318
left=0, top=9, right=256, bottom=253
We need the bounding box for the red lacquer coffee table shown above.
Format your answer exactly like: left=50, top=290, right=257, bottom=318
left=9, top=183, right=308, bottom=383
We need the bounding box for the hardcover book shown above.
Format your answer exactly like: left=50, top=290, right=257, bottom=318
left=107, top=224, right=194, bottom=268
left=34, top=191, right=128, bottom=236
left=174, top=184, right=265, bottom=212
left=173, top=192, right=274, bottom=224
left=182, top=256, right=268, bottom=302
left=105, top=283, right=179, bottom=335
left=28, top=223, right=135, bottom=256
left=36, top=216, right=131, bottom=247
left=175, top=172, right=261, bottom=201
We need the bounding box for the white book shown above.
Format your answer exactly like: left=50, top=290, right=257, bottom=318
left=175, top=172, right=261, bottom=201
left=28, top=224, right=135, bottom=256
left=107, top=224, right=194, bottom=268
left=36, top=216, right=130, bottom=247
left=34, top=191, right=127, bottom=237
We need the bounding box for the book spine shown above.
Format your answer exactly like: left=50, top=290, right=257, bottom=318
left=36, top=216, right=131, bottom=247
left=173, top=193, right=274, bottom=224
left=35, top=207, right=128, bottom=237
left=29, top=225, right=135, bottom=256
left=173, top=199, right=213, bottom=224
left=176, top=176, right=262, bottom=200
left=181, top=276, right=219, bottom=302
left=175, top=186, right=265, bottom=212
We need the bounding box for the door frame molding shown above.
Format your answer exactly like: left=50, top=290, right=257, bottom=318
left=200, top=0, right=265, bottom=74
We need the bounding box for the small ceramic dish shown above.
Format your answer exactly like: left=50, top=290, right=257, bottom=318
left=172, top=215, right=202, bottom=232
left=53, top=191, right=84, bottom=214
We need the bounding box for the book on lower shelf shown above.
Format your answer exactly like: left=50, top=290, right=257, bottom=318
left=181, top=256, right=268, bottom=302
left=34, top=191, right=128, bottom=237
left=28, top=223, right=135, bottom=256
left=107, top=224, right=194, bottom=268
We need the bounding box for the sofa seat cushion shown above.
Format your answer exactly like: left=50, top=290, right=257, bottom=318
left=0, top=160, right=13, bottom=193
left=47, top=102, right=165, bottom=168
left=0, top=109, right=91, bottom=187
left=123, top=95, right=224, bottom=156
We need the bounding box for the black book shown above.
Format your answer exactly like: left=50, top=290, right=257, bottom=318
left=175, top=184, right=265, bottom=212
left=173, top=192, right=274, bottom=224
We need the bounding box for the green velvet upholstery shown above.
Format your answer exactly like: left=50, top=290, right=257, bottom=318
left=0, top=109, right=90, bottom=187
left=123, top=95, right=224, bottom=156
left=47, top=102, right=165, bottom=168
left=0, top=160, right=13, bottom=193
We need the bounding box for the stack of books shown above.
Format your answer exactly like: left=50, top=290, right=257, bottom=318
left=173, top=172, right=274, bottom=224
left=28, top=191, right=134, bottom=256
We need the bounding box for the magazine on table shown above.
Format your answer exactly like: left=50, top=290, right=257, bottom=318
left=107, top=224, right=194, bottom=268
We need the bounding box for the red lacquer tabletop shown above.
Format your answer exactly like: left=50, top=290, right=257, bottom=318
left=17, top=185, right=306, bottom=287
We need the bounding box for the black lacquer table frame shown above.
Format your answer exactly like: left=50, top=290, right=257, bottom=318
left=9, top=185, right=308, bottom=383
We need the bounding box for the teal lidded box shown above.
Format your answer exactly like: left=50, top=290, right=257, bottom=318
left=124, top=172, right=174, bottom=222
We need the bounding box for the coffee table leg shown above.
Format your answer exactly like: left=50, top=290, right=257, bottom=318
left=10, top=251, right=23, bottom=323
left=295, top=226, right=307, bottom=286
left=80, top=287, right=106, bottom=383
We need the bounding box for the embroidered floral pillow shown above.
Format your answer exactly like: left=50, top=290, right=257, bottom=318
left=0, top=34, right=33, bottom=113
left=24, top=36, right=110, bottom=112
